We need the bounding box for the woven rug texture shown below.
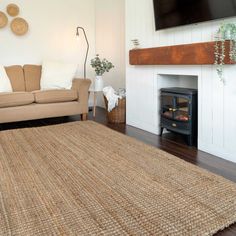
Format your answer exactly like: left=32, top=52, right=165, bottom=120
left=0, top=121, right=236, bottom=236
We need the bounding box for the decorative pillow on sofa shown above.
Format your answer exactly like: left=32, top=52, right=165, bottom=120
left=40, top=60, right=78, bottom=90
left=0, top=65, right=13, bottom=93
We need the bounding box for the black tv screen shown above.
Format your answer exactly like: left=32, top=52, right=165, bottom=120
left=153, top=0, right=236, bottom=30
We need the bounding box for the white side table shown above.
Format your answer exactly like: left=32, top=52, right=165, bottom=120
left=89, top=88, right=103, bottom=117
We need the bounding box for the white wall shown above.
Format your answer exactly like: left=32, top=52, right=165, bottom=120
left=0, top=0, right=96, bottom=78
left=126, top=0, right=236, bottom=163
left=95, top=0, right=126, bottom=106
left=0, top=0, right=126, bottom=106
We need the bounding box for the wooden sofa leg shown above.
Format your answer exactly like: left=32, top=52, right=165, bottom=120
left=81, top=113, right=87, bottom=121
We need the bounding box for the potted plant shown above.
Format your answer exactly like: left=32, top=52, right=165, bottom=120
left=90, top=54, right=114, bottom=91
left=214, top=22, right=236, bottom=82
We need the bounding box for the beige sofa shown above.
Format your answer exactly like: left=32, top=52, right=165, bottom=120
left=0, top=65, right=91, bottom=124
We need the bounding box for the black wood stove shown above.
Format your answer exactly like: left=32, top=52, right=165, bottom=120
left=160, top=87, right=198, bottom=146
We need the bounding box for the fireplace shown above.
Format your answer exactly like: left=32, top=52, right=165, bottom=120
left=160, top=87, right=198, bottom=146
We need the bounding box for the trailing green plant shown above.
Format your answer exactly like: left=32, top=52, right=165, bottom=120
left=90, top=54, right=114, bottom=76
left=214, top=22, right=236, bottom=82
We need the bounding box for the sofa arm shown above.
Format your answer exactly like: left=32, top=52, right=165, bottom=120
left=72, top=78, right=91, bottom=112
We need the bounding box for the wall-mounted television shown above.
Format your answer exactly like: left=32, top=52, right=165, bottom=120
left=153, top=0, right=236, bottom=30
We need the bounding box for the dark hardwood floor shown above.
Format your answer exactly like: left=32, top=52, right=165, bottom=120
left=0, top=107, right=236, bottom=236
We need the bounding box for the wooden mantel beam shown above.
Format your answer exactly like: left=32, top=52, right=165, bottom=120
left=129, top=41, right=235, bottom=65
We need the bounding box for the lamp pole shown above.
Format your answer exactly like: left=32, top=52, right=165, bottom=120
left=76, top=26, right=89, bottom=79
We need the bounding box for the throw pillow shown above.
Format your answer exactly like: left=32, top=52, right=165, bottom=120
left=0, top=65, right=13, bottom=93
left=40, top=60, right=78, bottom=90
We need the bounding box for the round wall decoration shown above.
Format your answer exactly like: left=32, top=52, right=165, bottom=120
left=10, top=17, right=28, bottom=36
left=7, top=4, right=20, bottom=17
left=0, top=11, right=8, bottom=28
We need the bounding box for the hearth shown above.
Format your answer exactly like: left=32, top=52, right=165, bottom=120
left=160, top=87, right=198, bottom=146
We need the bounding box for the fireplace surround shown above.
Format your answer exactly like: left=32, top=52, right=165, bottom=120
left=126, top=1, right=236, bottom=163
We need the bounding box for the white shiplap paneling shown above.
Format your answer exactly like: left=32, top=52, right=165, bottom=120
left=126, top=0, right=236, bottom=162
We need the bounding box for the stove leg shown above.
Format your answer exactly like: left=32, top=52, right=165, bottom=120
left=187, top=135, right=193, bottom=146
left=160, top=127, right=164, bottom=136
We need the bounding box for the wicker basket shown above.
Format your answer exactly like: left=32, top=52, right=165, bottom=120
left=104, top=96, right=126, bottom=123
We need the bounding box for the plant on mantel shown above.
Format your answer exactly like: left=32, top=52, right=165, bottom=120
left=214, top=22, right=236, bottom=82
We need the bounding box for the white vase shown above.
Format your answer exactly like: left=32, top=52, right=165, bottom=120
left=94, top=76, right=104, bottom=91
left=224, top=30, right=232, bottom=40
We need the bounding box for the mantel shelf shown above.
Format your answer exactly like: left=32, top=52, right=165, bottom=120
left=129, top=41, right=235, bottom=65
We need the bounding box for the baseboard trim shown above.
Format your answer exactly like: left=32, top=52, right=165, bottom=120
left=198, top=142, right=236, bottom=164
left=126, top=118, right=158, bottom=135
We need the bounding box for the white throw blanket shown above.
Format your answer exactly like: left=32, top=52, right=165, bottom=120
left=103, top=86, right=121, bottom=112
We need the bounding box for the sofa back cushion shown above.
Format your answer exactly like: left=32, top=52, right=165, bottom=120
left=5, top=65, right=25, bottom=92
left=40, top=60, right=77, bottom=90
left=23, top=65, right=41, bottom=92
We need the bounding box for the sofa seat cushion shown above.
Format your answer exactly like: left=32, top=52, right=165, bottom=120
left=0, top=92, right=34, bottom=108
left=33, top=89, right=78, bottom=104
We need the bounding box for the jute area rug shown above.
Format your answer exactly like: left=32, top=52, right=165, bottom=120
left=0, top=121, right=236, bottom=236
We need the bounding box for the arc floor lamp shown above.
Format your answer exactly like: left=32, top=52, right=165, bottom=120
left=76, top=26, right=89, bottom=79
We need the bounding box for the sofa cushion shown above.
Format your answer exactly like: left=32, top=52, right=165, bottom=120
left=23, top=65, right=42, bottom=92
left=40, top=60, right=77, bottom=90
left=0, top=65, right=13, bottom=92
left=5, top=65, right=25, bottom=92
left=0, top=92, right=34, bottom=108
left=33, top=89, right=78, bottom=104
